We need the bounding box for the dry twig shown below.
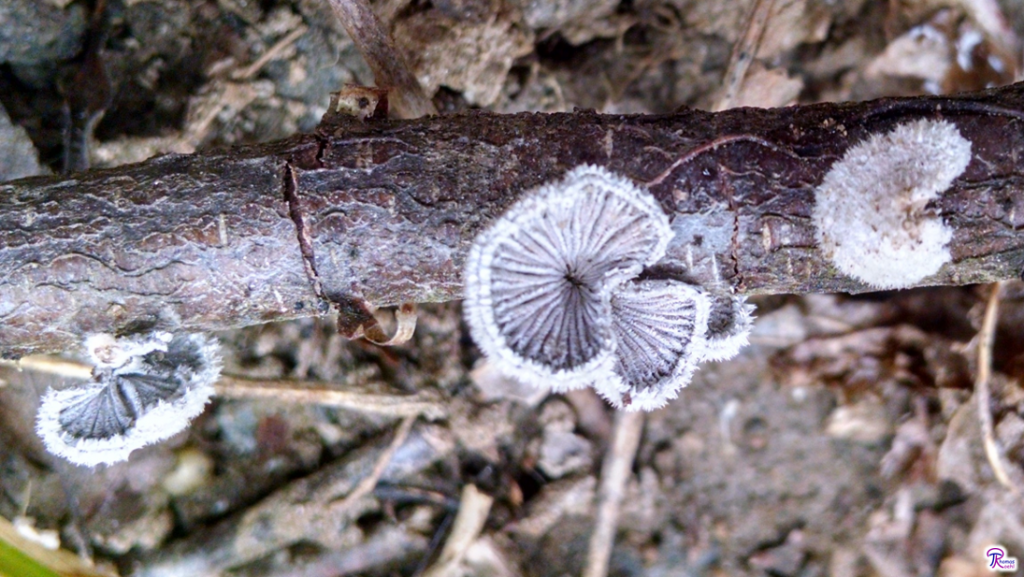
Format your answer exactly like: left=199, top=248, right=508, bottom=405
left=233, top=25, right=309, bottom=81
left=422, top=484, right=494, bottom=577
left=137, top=423, right=454, bottom=576
left=216, top=375, right=447, bottom=420
left=0, top=356, right=447, bottom=419
left=325, top=0, right=436, bottom=118
left=975, top=281, right=1018, bottom=492
left=0, top=356, right=93, bottom=380
left=712, top=0, right=777, bottom=111
left=335, top=415, right=417, bottom=509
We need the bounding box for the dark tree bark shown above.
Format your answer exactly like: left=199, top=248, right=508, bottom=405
left=4, top=83, right=1024, bottom=357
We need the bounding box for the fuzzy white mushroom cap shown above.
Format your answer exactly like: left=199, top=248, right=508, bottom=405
left=37, top=332, right=222, bottom=467
left=701, top=295, right=756, bottom=362
left=463, top=165, right=674, bottom=391
left=84, top=332, right=172, bottom=369
left=812, top=118, right=972, bottom=289
left=595, top=279, right=712, bottom=411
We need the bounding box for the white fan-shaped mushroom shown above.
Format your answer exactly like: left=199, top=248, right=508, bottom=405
left=36, top=332, right=222, bottom=467
left=812, top=119, right=971, bottom=289
left=701, top=295, right=756, bottom=362
left=464, top=165, right=674, bottom=391
left=595, top=279, right=711, bottom=411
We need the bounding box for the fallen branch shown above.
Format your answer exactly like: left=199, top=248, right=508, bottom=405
left=5, top=83, right=1024, bottom=357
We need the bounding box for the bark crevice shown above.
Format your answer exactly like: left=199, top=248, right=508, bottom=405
left=283, top=162, right=325, bottom=304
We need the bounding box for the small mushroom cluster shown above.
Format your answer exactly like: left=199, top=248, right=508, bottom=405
left=464, top=165, right=753, bottom=411
left=36, top=331, right=222, bottom=467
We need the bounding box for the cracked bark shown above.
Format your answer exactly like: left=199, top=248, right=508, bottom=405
left=4, top=83, right=1024, bottom=357
left=282, top=161, right=323, bottom=301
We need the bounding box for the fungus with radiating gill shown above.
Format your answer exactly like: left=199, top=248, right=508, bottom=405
left=594, top=279, right=712, bottom=411
left=701, top=294, right=756, bottom=362
left=463, top=164, right=675, bottom=391
left=812, top=118, right=972, bottom=289
left=36, top=332, right=222, bottom=467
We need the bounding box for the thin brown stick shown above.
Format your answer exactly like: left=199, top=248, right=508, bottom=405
left=325, top=0, right=436, bottom=119
left=0, top=356, right=447, bottom=420
left=584, top=411, right=645, bottom=577
left=712, top=0, right=777, bottom=111
left=975, top=281, right=1018, bottom=492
